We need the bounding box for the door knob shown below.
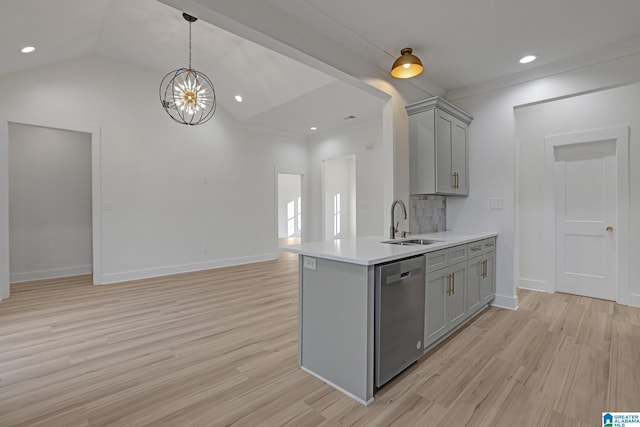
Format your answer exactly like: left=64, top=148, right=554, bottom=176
left=606, top=226, right=614, bottom=232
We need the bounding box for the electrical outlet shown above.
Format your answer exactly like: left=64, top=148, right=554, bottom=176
left=303, top=256, right=317, bottom=271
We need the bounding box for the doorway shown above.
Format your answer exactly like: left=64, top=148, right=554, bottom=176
left=277, top=173, right=303, bottom=245
left=9, top=124, right=93, bottom=284
left=544, top=126, right=629, bottom=303
left=0, top=114, right=102, bottom=299
left=322, top=155, right=356, bottom=240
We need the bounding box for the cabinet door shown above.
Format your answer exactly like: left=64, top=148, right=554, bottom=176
left=435, top=109, right=455, bottom=194
left=425, top=268, right=447, bottom=347
left=409, top=109, right=436, bottom=195
left=480, top=252, right=496, bottom=304
left=446, top=262, right=467, bottom=330
left=451, top=121, right=468, bottom=195
left=466, top=256, right=483, bottom=314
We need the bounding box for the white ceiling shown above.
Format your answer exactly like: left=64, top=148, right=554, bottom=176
left=268, top=0, right=640, bottom=91
left=0, top=0, right=384, bottom=136
left=2, top=0, right=640, bottom=134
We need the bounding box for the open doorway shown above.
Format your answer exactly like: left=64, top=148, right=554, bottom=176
left=8, top=123, right=93, bottom=284
left=323, top=155, right=356, bottom=240
left=277, top=173, right=303, bottom=245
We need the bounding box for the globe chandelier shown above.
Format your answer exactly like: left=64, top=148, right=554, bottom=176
left=159, top=13, right=216, bottom=125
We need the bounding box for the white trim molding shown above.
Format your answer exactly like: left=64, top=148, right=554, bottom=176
left=491, top=294, right=519, bottom=310
left=100, top=252, right=277, bottom=285
left=544, top=125, right=633, bottom=306
left=11, top=265, right=93, bottom=284
left=517, top=277, right=553, bottom=293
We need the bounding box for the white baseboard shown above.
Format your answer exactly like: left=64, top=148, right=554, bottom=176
left=518, top=277, right=553, bottom=293
left=10, top=265, right=92, bottom=283
left=100, top=252, right=278, bottom=285
left=491, top=293, right=519, bottom=310
left=619, top=293, right=640, bottom=308
left=300, top=366, right=374, bottom=406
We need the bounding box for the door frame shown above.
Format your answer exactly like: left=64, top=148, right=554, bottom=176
left=0, top=113, right=102, bottom=299
left=274, top=169, right=305, bottom=244
left=543, top=125, right=632, bottom=305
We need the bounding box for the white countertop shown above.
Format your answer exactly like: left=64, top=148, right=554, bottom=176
left=279, top=231, right=498, bottom=265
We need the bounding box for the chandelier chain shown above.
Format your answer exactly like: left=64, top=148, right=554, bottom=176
left=188, top=21, right=192, bottom=69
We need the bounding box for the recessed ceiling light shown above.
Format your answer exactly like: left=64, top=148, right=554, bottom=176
left=234, top=95, right=243, bottom=103
left=21, top=46, right=35, bottom=54
left=310, top=127, right=318, bottom=131
left=519, top=54, right=538, bottom=64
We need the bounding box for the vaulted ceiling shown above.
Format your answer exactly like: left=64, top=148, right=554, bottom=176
left=2, top=0, right=640, bottom=135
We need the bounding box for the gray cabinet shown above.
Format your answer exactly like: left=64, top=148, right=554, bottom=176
left=407, top=97, right=473, bottom=196
left=447, top=261, right=467, bottom=329
left=424, top=237, right=496, bottom=349
left=425, top=267, right=447, bottom=345
left=424, top=255, right=468, bottom=347
left=467, top=237, right=496, bottom=315
left=466, top=255, right=483, bottom=314
left=480, top=250, right=495, bottom=305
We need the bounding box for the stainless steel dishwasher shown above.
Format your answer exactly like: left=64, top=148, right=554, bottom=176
left=375, top=255, right=425, bottom=388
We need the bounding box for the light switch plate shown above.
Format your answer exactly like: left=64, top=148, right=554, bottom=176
left=489, top=198, right=503, bottom=210
left=303, top=256, right=317, bottom=271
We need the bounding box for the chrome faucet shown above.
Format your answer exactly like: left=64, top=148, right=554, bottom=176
left=389, top=199, right=407, bottom=239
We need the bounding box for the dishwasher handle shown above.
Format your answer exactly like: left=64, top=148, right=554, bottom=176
left=386, top=267, right=423, bottom=285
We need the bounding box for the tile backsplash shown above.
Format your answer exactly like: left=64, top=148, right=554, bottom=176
left=409, top=195, right=446, bottom=234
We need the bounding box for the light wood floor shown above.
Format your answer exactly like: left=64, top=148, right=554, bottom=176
left=1, top=252, right=639, bottom=426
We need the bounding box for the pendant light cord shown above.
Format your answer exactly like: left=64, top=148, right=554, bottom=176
left=188, top=21, right=192, bottom=70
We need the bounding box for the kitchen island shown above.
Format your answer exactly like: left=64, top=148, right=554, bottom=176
left=279, top=232, right=497, bottom=405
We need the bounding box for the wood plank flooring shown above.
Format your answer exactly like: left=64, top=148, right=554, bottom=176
left=1, top=252, right=639, bottom=426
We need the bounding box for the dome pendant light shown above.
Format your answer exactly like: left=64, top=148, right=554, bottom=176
left=390, top=47, right=424, bottom=79
left=159, top=13, right=216, bottom=125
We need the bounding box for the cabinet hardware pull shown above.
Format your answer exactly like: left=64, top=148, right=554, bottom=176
left=452, top=172, right=459, bottom=190
left=447, top=273, right=452, bottom=295
left=482, top=260, right=488, bottom=278
left=451, top=272, right=455, bottom=295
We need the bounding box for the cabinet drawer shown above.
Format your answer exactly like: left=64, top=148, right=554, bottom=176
left=467, top=241, right=483, bottom=257
left=426, top=249, right=448, bottom=273
left=482, top=238, right=496, bottom=254
left=448, top=245, right=467, bottom=264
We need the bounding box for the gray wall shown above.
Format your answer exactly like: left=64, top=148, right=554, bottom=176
left=9, top=123, right=92, bottom=282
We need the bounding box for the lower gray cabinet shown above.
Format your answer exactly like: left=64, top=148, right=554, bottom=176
left=468, top=251, right=495, bottom=314
left=447, top=261, right=467, bottom=330
left=480, top=251, right=495, bottom=305
left=425, top=268, right=447, bottom=346
left=424, top=261, right=467, bottom=347
left=466, top=255, right=483, bottom=314
left=424, top=238, right=496, bottom=350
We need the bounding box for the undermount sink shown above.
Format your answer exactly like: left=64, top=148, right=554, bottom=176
left=382, top=238, right=442, bottom=246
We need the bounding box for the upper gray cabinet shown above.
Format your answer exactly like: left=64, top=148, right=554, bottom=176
left=406, top=97, right=473, bottom=196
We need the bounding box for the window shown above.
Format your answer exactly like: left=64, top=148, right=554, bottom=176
left=287, top=200, right=295, bottom=236
left=333, top=192, right=341, bottom=237
left=297, top=196, right=302, bottom=232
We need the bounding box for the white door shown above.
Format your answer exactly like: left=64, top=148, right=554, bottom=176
left=554, top=139, right=616, bottom=300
